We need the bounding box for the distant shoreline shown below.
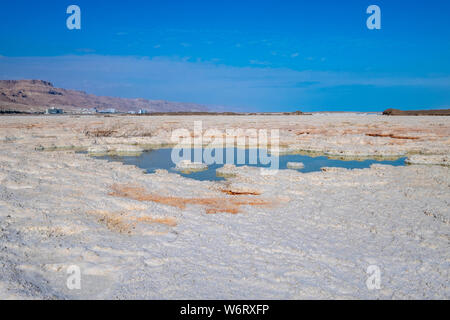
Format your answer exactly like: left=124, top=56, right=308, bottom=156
left=2, top=109, right=450, bottom=116
left=382, top=108, right=450, bottom=116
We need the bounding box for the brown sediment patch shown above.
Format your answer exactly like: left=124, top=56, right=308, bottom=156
left=134, top=216, right=178, bottom=227
left=25, top=123, right=46, bottom=130
left=88, top=210, right=177, bottom=234
left=220, top=189, right=262, bottom=196
left=109, top=185, right=189, bottom=209
left=88, top=210, right=132, bottom=233
left=109, top=184, right=272, bottom=214
left=365, top=133, right=420, bottom=140
left=84, top=129, right=117, bottom=138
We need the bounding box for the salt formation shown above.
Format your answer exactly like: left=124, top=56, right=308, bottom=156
left=287, top=162, right=305, bottom=169
left=175, top=160, right=208, bottom=172
left=0, top=114, right=448, bottom=299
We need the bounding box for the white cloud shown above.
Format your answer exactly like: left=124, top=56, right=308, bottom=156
left=249, top=60, right=271, bottom=66
left=0, top=55, right=448, bottom=110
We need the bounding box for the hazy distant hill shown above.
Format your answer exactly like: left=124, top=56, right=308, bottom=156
left=0, top=80, right=208, bottom=113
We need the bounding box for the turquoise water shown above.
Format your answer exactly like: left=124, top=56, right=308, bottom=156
left=97, top=148, right=406, bottom=181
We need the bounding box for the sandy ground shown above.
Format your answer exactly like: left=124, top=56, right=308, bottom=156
left=0, top=114, right=448, bottom=299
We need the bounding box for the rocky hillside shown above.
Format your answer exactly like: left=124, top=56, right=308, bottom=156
left=0, top=80, right=208, bottom=113
left=383, top=108, right=450, bottom=116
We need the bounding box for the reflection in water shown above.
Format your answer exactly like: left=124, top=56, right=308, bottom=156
left=97, top=148, right=406, bottom=181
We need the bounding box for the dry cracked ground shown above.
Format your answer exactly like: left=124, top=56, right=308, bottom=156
left=0, top=114, right=449, bottom=299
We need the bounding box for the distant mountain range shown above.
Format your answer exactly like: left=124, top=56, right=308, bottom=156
left=0, top=80, right=208, bottom=113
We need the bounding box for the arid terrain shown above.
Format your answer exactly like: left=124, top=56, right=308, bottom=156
left=0, top=114, right=449, bottom=299
left=0, top=80, right=208, bottom=113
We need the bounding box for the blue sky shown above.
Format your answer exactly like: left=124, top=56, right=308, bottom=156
left=0, top=0, right=449, bottom=112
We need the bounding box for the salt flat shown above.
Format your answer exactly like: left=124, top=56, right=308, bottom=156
left=0, top=114, right=448, bottom=299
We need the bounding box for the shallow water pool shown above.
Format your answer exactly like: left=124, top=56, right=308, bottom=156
left=96, top=148, right=406, bottom=181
